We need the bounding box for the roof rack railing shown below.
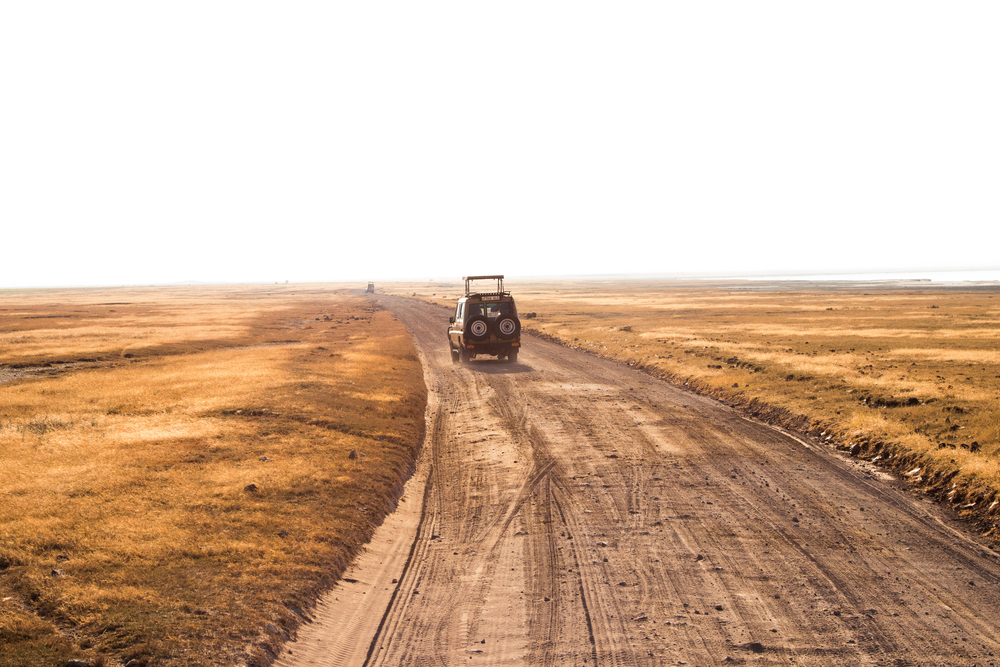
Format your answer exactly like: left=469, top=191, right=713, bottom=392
left=463, top=275, right=505, bottom=296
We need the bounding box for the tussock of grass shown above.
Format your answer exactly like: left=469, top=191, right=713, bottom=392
left=0, top=285, right=426, bottom=667
left=390, top=279, right=1000, bottom=541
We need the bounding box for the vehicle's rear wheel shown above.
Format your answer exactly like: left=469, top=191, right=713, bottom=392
left=461, top=345, right=472, bottom=364
left=451, top=347, right=460, bottom=364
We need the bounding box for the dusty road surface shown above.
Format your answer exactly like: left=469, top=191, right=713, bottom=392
left=279, top=295, right=1000, bottom=667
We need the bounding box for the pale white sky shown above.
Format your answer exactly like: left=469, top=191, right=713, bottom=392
left=2, top=2, right=998, bottom=287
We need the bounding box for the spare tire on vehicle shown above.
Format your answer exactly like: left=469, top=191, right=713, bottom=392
left=465, top=315, right=490, bottom=342
left=494, top=314, right=520, bottom=340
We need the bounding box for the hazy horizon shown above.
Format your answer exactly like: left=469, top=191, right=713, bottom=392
left=6, top=267, right=1000, bottom=292
left=3, top=2, right=998, bottom=289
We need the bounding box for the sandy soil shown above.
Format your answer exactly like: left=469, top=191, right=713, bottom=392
left=278, top=295, right=1000, bottom=666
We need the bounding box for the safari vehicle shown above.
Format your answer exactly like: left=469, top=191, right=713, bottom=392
left=448, top=275, right=521, bottom=364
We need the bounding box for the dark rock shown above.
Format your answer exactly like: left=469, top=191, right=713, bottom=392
left=259, top=456, right=273, bottom=462
left=349, top=450, right=358, bottom=460
left=849, top=443, right=862, bottom=457
left=744, top=642, right=766, bottom=653
left=51, top=569, right=65, bottom=576
left=244, top=483, right=258, bottom=493
left=65, top=661, right=90, bottom=667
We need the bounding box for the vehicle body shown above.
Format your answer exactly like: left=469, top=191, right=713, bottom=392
left=447, top=275, right=521, bottom=364
left=366, top=282, right=375, bottom=294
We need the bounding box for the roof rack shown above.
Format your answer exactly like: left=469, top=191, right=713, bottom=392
left=463, top=275, right=506, bottom=297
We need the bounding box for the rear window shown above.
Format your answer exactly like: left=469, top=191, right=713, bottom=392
left=486, top=303, right=511, bottom=318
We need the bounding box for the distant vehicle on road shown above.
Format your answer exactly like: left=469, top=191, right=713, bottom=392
left=366, top=282, right=375, bottom=294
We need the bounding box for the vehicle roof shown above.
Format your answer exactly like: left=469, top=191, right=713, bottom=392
left=462, top=275, right=507, bottom=297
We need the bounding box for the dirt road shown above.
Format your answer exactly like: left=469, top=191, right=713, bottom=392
left=279, top=295, right=1000, bottom=666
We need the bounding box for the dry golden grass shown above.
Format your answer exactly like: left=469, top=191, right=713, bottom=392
left=0, top=285, right=425, bottom=667
left=389, top=279, right=1000, bottom=539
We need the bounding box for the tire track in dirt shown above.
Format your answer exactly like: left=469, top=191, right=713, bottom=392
left=280, top=295, right=1000, bottom=666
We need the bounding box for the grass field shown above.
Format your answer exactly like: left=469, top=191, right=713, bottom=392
left=0, top=285, right=426, bottom=667
left=390, top=278, right=1000, bottom=541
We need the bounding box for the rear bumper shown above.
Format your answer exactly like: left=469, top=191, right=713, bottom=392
left=462, top=340, right=519, bottom=356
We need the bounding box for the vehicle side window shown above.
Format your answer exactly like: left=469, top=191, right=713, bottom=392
left=456, top=302, right=463, bottom=320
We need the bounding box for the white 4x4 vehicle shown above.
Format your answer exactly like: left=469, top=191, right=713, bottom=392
left=447, top=275, right=521, bottom=364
